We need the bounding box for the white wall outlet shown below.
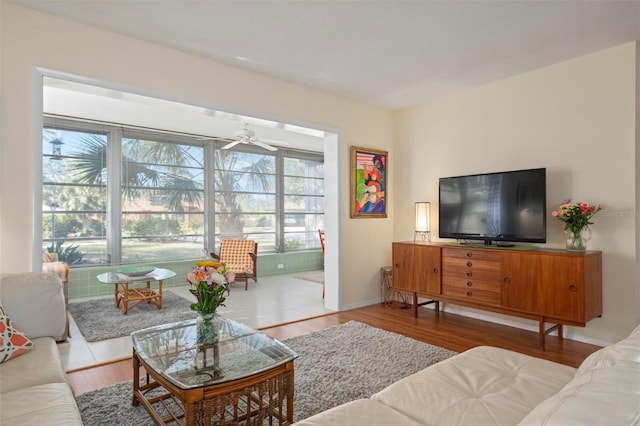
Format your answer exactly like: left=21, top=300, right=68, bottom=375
left=277, top=264, right=284, bottom=269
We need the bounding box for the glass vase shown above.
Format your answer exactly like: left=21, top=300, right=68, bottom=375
left=195, top=313, right=222, bottom=377
left=565, top=228, right=592, bottom=252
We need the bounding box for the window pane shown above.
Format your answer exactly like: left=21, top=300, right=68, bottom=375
left=214, top=213, right=276, bottom=252
left=121, top=137, right=204, bottom=264
left=215, top=149, right=277, bottom=252
left=217, top=150, right=276, bottom=173
left=283, top=230, right=324, bottom=251
left=284, top=157, right=324, bottom=178
left=43, top=128, right=108, bottom=266
left=283, top=156, right=325, bottom=251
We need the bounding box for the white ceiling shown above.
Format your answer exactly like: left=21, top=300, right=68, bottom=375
left=14, top=1, right=640, bottom=110
left=44, top=77, right=327, bottom=152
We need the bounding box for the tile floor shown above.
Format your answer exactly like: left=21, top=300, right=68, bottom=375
left=59, top=271, right=331, bottom=371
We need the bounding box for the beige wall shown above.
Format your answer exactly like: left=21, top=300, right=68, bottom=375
left=394, top=43, right=638, bottom=343
left=0, top=3, right=394, bottom=308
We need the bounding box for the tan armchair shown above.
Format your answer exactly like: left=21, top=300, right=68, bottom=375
left=211, top=240, right=258, bottom=291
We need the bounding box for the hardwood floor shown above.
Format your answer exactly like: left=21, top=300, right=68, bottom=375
left=67, top=303, right=602, bottom=395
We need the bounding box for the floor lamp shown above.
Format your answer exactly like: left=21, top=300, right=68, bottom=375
left=414, top=202, right=431, bottom=242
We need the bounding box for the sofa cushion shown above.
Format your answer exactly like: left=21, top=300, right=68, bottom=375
left=0, top=337, right=69, bottom=394
left=0, top=305, right=34, bottom=363
left=372, top=346, right=576, bottom=426
left=294, top=399, right=423, bottom=425
left=519, top=324, right=640, bottom=426
left=0, top=382, right=83, bottom=426
left=0, top=273, right=66, bottom=340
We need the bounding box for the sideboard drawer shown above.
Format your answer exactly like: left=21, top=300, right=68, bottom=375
left=442, top=284, right=501, bottom=305
left=442, top=248, right=502, bottom=262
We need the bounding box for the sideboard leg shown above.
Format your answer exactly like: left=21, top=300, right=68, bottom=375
left=539, top=319, right=546, bottom=351
left=557, top=324, right=564, bottom=342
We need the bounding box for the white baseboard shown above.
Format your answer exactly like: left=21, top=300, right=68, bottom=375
left=345, top=298, right=613, bottom=348
left=421, top=303, right=613, bottom=347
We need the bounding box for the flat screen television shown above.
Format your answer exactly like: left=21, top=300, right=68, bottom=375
left=439, top=168, right=546, bottom=246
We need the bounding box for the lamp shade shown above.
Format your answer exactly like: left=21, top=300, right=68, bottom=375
left=415, top=202, right=430, bottom=232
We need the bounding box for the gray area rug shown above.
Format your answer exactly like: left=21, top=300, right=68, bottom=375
left=75, top=321, right=457, bottom=424
left=69, top=290, right=197, bottom=342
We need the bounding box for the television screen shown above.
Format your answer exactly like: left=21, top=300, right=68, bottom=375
left=439, top=168, right=546, bottom=245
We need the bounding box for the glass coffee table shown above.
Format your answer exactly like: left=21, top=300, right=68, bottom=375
left=131, top=315, right=297, bottom=425
left=97, top=268, right=176, bottom=315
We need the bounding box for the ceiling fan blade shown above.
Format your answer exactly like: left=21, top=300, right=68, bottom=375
left=252, top=140, right=278, bottom=151
left=221, top=140, right=243, bottom=150
left=259, top=138, right=289, bottom=145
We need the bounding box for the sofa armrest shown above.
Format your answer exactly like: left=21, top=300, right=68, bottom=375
left=0, top=273, right=66, bottom=340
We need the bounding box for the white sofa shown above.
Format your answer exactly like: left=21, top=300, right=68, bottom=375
left=0, top=272, right=82, bottom=425
left=297, top=324, right=640, bottom=425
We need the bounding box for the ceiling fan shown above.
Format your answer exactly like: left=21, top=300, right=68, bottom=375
left=220, top=123, right=286, bottom=151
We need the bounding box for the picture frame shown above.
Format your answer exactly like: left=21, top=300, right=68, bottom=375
left=350, top=146, right=388, bottom=218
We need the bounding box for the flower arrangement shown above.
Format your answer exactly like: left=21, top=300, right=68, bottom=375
left=187, top=260, right=236, bottom=315
left=551, top=199, right=603, bottom=233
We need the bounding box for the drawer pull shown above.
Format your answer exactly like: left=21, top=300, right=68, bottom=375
left=466, top=291, right=473, bottom=297
left=466, top=261, right=472, bottom=267
left=395, top=263, right=400, bottom=268
left=466, top=271, right=473, bottom=277
left=433, top=268, right=439, bottom=273
left=504, top=277, right=511, bottom=284
left=466, top=281, right=473, bottom=287
left=466, top=252, right=473, bottom=258
left=569, top=285, right=578, bottom=292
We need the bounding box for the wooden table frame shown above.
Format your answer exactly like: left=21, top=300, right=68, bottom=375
left=97, top=269, right=176, bottom=315
left=132, top=347, right=295, bottom=425
left=115, top=280, right=163, bottom=315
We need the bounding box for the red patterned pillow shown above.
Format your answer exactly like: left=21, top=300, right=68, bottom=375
left=0, top=305, right=34, bottom=363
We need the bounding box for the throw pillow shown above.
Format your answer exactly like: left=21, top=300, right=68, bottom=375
left=0, top=305, right=35, bottom=363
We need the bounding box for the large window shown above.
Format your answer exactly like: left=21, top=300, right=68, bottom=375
left=42, top=117, right=324, bottom=267
left=215, top=150, right=277, bottom=251
left=43, top=126, right=108, bottom=265
left=283, top=156, right=324, bottom=250
left=120, top=133, right=206, bottom=263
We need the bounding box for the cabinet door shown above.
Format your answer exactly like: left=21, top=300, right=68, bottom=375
left=414, top=245, right=441, bottom=294
left=392, top=243, right=415, bottom=291
left=500, top=252, right=539, bottom=313
left=392, top=243, right=440, bottom=294
left=538, top=255, right=585, bottom=322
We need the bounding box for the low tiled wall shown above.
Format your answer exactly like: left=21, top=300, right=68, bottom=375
left=66, top=250, right=323, bottom=300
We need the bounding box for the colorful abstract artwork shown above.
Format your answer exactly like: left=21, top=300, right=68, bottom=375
left=350, top=146, right=388, bottom=218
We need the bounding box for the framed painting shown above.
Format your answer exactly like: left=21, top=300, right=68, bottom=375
left=350, top=146, right=388, bottom=218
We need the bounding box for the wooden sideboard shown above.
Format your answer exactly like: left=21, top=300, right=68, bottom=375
left=392, top=242, right=602, bottom=349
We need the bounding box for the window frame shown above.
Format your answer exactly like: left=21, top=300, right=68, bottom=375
left=41, top=116, right=324, bottom=267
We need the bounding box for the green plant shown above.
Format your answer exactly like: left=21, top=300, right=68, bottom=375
left=283, top=238, right=302, bottom=250
left=46, top=241, right=85, bottom=265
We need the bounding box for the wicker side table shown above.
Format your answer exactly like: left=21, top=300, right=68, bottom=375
left=380, top=266, right=410, bottom=308
left=380, top=266, right=394, bottom=307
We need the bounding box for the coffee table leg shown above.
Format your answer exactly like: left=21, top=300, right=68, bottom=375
left=157, top=280, right=163, bottom=309
left=115, top=284, right=120, bottom=308
left=122, top=283, right=129, bottom=315
left=132, top=349, right=140, bottom=406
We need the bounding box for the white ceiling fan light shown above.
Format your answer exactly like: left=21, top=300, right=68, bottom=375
left=221, top=123, right=284, bottom=151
